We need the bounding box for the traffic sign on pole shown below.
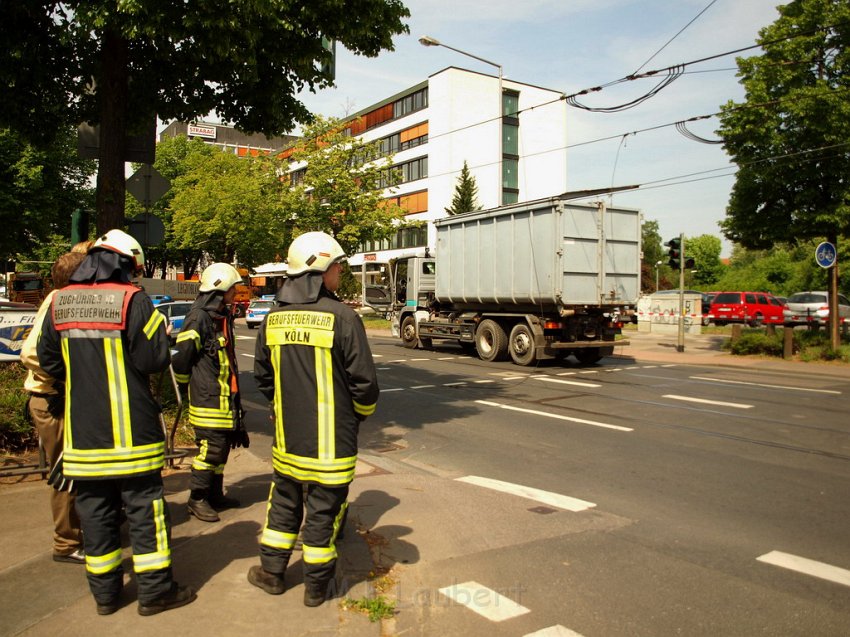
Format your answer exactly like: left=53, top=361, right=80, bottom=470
left=815, top=241, right=837, bottom=269
left=126, top=165, right=171, bottom=208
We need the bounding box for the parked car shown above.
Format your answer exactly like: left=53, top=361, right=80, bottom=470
left=701, top=291, right=718, bottom=325
left=245, top=299, right=275, bottom=329
left=708, top=291, right=786, bottom=326
left=148, top=294, right=173, bottom=306
left=156, top=301, right=193, bottom=341
left=783, top=291, right=850, bottom=327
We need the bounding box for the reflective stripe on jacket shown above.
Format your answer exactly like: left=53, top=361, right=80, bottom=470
left=254, top=294, right=379, bottom=486
left=36, top=283, right=171, bottom=479
left=171, top=307, right=237, bottom=430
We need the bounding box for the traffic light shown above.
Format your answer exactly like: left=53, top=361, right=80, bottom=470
left=666, top=237, right=682, bottom=269
left=683, top=255, right=695, bottom=269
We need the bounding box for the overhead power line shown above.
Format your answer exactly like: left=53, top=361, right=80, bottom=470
left=632, top=0, right=720, bottom=75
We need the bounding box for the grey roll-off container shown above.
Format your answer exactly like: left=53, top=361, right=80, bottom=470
left=433, top=195, right=641, bottom=310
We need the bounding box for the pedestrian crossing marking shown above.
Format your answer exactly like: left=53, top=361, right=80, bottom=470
left=438, top=581, right=530, bottom=622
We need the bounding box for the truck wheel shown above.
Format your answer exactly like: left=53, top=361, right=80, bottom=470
left=401, top=316, right=418, bottom=349
left=508, top=323, right=536, bottom=366
left=476, top=320, right=508, bottom=362
left=576, top=348, right=602, bottom=365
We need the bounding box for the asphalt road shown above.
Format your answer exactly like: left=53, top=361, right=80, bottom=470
left=232, top=324, right=850, bottom=636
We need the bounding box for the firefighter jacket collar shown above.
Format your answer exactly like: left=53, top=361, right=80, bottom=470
left=191, top=290, right=230, bottom=319
left=70, top=251, right=136, bottom=285
left=276, top=272, right=326, bottom=304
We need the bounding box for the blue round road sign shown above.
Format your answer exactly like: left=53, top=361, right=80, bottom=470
left=815, top=241, right=837, bottom=269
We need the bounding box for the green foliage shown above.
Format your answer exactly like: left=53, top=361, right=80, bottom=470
left=687, top=235, right=725, bottom=287
left=0, top=127, right=95, bottom=260
left=718, top=0, right=850, bottom=249
left=0, top=1, right=410, bottom=232
left=642, top=220, right=669, bottom=292
left=127, top=135, right=218, bottom=278
left=170, top=150, right=286, bottom=267
left=336, top=263, right=362, bottom=301
left=342, top=596, right=396, bottom=622
left=0, top=363, right=35, bottom=453
left=445, top=161, right=482, bottom=215
left=726, top=330, right=784, bottom=356
left=279, top=116, right=407, bottom=256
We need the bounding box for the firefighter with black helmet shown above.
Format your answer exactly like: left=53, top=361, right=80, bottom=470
left=37, top=229, right=196, bottom=616
left=249, top=231, right=379, bottom=607
left=172, top=262, right=248, bottom=523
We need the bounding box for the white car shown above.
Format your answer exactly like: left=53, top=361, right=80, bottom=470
left=783, top=291, right=850, bottom=327
left=245, top=300, right=275, bottom=329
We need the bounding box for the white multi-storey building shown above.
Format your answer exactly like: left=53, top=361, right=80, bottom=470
left=346, top=66, right=568, bottom=267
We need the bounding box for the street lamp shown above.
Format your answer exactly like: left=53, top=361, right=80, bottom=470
left=419, top=35, right=503, bottom=205
left=655, top=260, right=663, bottom=291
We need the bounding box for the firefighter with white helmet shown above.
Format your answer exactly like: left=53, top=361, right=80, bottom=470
left=249, top=231, right=379, bottom=606
left=172, top=262, right=249, bottom=523
left=37, top=229, right=196, bottom=615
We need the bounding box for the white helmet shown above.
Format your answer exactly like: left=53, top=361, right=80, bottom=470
left=94, top=229, right=145, bottom=272
left=199, top=263, right=242, bottom=293
left=287, top=231, right=346, bottom=276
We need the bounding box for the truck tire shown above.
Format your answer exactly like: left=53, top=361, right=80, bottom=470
left=508, top=323, right=536, bottom=366
left=401, top=316, right=419, bottom=349
left=476, top=320, right=508, bottom=362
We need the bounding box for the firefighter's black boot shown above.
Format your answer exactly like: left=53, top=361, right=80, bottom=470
left=187, top=497, right=220, bottom=522
left=248, top=566, right=285, bottom=595
left=209, top=473, right=240, bottom=510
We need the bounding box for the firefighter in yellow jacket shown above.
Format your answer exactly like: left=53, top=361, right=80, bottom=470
left=249, top=231, right=379, bottom=607
left=172, top=262, right=248, bottom=523
left=37, top=230, right=196, bottom=616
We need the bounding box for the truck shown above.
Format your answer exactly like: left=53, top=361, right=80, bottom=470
left=389, top=195, right=641, bottom=366
left=7, top=271, right=47, bottom=305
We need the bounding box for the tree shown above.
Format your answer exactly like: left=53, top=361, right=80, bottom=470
left=278, top=116, right=406, bottom=256
left=0, top=1, right=410, bottom=234
left=445, top=161, right=482, bottom=215
left=641, top=219, right=667, bottom=292
left=0, top=126, right=95, bottom=260
left=125, top=135, right=218, bottom=278
left=170, top=149, right=284, bottom=268
left=686, top=234, right=725, bottom=288
left=717, top=0, right=850, bottom=346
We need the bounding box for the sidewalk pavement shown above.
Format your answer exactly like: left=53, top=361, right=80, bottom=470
left=2, top=331, right=848, bottom=637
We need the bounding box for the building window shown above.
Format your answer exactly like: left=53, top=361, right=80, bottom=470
left=359, top=225, right=428, bottom=252
left=381, top=156, right=428, bottom=188
left=503, top=90, right=519, bottom=118
left=502, top=123, right=518, bottom=156
left=502, top=190, right=519, bottom=204
left=502, top=157, right=518, bottom=190
left=392, top=88, right=429, bottom=120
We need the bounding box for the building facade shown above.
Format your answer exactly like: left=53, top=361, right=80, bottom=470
left=343, top=66, right=568, bottom=267
left=159, top=120, right=297, bottom=157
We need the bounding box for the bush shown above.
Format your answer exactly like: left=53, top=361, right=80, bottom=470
left=727, top=330, right=784, bottom=356
left=0, top=363, right=37, bottom=452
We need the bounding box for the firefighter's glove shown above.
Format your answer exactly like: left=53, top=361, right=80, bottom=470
left=228, top=411, right=250, bottom=449
left=47, top=452, right=75, bottom=493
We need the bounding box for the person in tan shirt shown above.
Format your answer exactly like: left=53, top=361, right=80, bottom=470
left=21, top=250, right=87, bottom=563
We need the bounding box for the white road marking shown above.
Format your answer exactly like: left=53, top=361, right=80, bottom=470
left=502, top=376, right=528, bottom=381
left=690, top=376, right=841, bottom=395
left=443, top=382, right=467, bottom=386
left=437, top=356, right=456, bottom=360
left=624, top=366, right=640, bottom=370
left=534, top=377, right=601, bottom=388
left=377, top=367, right=390, bottom=370
left=410, top=384, right=435, bottom=389
left=475, top=400, right=633, bottom=432
left=372, top=354, right=383, bottom=358
left=456, top=476, right=596, bottom=512
left=641, top=365, right=657, bottom=369
left=578, top=370, right=598, bottom=374
left=387, top=359, right=407, bottom=363
left=240, top=353, right=254, bottom=358
left=606, top=368, right=623, bottom=372
left=556, top=371, right=577, bottom=376
left=757, top=551, right=850, bottom=587
left=235, top=335, right=254, bottom=340
left=661, top=364, right=677, bottom=367
left=382, top=388, right=404, bottom=392
left=473, top=380, right=494, bottom=384
left=524, top=626, right=586, bottom=637
left=438, top=581, right=530, bottom=622
left=663, top=394, right=753, bottom=409
left=410, top=358, right=429, bottom=361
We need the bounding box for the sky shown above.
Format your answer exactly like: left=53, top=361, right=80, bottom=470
left=293, top=0, right=784, bottom=257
